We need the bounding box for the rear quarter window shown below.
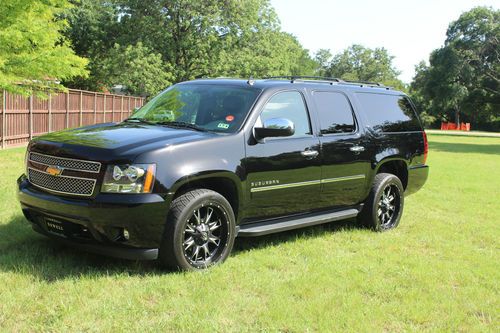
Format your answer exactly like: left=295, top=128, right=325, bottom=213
left=355, top=93, right=421, bottom=132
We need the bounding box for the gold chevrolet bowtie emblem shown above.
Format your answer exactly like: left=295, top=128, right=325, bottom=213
left=46, top=165, right=64, bottom=176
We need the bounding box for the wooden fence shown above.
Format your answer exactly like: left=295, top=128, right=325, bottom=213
left=0, top=89, right=145, bottom=149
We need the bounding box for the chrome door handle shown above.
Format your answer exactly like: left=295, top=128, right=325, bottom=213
left=301, top=150, right=319, bottom=158
left=350, top=146, right=365, bottom=152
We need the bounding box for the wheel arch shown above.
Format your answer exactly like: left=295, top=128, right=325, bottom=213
left=168, top=171, right=242, bottom=222
left=374, top=158, right=409, bottom=189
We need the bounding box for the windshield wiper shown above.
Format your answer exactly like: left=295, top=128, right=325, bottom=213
left=124, top=118, right=156, bottom=125
left=156, top=121, right=207, bottom=132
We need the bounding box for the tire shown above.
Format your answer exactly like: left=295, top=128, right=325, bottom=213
left=158, top=189, right=236, bottom=270
left=357, top=173, right=404, bottom=231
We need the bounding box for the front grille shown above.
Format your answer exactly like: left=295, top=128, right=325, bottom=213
left=29, top=152, right=101, bottom=173
left=28, top=168, right=96, bottom=196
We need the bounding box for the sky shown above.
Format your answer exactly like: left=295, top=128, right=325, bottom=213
left=270, top=0, right=499, bottom=83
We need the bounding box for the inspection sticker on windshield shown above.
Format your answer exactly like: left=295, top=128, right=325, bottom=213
left=217, top=123, right=230, bottom=129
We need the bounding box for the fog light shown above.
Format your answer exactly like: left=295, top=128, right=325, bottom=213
left=123, top=229, right=130, bottom=240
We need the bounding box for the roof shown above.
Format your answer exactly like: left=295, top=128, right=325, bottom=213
left=179, top=76, right=401, bottom=94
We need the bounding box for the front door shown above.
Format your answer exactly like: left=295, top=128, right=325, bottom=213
left=243, top=90, right=321, bottom=221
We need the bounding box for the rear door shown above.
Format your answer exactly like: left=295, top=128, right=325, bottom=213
left=243, top=90, right=322, bottom=221
left=310, top=90, right=371, bottom=208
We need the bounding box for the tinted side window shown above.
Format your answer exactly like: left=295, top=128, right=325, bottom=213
left=313, top=91, right=355, bottom=134
left=356, top=93, right=421, bottom=132
left=260, top=91, right=311, bottom=138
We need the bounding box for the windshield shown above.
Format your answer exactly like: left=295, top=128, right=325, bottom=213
left=131, top=84, right=261, bottom=133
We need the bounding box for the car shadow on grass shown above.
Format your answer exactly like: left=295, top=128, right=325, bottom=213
left=0, top=215, right=167, bottom=280
left=0, top=214, right=362, bottom=281
left=429, top=141, right=500, bottom=155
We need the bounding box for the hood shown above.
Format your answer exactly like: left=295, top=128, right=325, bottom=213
left=30, top=122, right=216, bottom=162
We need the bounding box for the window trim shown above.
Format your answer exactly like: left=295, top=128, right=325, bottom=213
left=252, top=89, right=314, bottom=141
left=310, top=90, right=359, bottom=137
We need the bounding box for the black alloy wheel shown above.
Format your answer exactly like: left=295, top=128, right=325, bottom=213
left=159, top=189, right=236, bottom=270
left=182, top=204, right=230, bottom=266
left=357, top=173, right=405, bottom=231
left=377, top=183, right=401, bottom=230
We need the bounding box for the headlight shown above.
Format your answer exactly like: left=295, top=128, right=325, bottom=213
left=101, top=164, right=156, bottom=194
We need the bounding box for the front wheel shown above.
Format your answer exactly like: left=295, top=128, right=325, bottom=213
left=357, top=173, right=405, bottom=231
left=158, top=189, right=236, bottom=270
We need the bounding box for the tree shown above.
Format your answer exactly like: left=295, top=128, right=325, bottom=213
left=410, top=7, right=499, bottom=128
left=100, top=43, right=173, bottom=96
left=409, top=61, right=437, bottom=127
left=62, top=0, right=119, bottom=91
left=63, top=0, right=316, bottom=94
left=325, top=45, right=405, bottom=89
left=220, top=31, right=316, bottom=78
left=0, top=0, right=88, bottom=95
left=314, top=49, right=332, bottom=77
left=411, top=48, right=469, bottom=126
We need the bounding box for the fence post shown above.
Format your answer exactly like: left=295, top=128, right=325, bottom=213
left=79, top=91, right=83, bottom=127
left=94, top=92, right=97, bottom=125
left=29, top=94, right=33, bottom=140
left=121, top=95, right=124, bottom=121
left=128, top=96, right=131, bottom=117
left=48, top=94, right=52, bottom=133
left=1, top=90, right=5, bottom=149
left=112, top=96, right=115, bottom=122
left=66, top=91, right=69, bottom=128
left=103, top=94, right=106, bottom=122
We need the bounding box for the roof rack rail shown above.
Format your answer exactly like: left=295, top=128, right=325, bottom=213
left=343, top=79, right=383, bottom=86
left=265, top=76, right=344, bottom=83
left=264, top=76, right=389, bottom=89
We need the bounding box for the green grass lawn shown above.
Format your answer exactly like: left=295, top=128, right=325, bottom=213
left=0, top=135, right=499, bottom=332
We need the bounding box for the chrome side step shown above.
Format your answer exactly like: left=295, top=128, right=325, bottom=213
left=237, top=208, right=360, bottom=237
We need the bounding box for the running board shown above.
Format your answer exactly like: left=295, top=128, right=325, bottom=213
left=237, top=208, right=360, bottom=237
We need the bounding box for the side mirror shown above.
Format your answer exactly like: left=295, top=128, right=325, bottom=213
left=254, top=118, right=295, bottom=140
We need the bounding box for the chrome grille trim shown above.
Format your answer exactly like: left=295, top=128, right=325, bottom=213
left=28, top=167, right=96, bottom=197
left=29, top=152, right=101, bottom=173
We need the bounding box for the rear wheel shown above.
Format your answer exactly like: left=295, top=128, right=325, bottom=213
left=159, top=189, right=236, bottom=270
left=358, top=173, right=404, bottom=231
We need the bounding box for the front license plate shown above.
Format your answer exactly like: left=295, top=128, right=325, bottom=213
left=45, top=218, right=66, bottom=236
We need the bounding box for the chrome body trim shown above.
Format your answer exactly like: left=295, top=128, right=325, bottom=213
left=251, top=179, right=320, bottom=193
left=319, top=174, right=366, bottom=184
left=250, top=174, right=366, bottom=193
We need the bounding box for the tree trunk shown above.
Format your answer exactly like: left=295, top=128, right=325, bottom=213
left=455, top=107, right=460, bottom=127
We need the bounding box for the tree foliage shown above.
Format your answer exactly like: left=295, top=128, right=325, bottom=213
left=410, top=7, right=499, bottom=128
left=63, top=0, right=316, bottom=96
left=315, top=45, right=404, bottom=89
left=314, top=49, right=333, bottom=76
left=100, top=43, right=174, bottom=96
left=0, top=0, right=88, bottom=95
left=220, top=31, right=317, bottom=77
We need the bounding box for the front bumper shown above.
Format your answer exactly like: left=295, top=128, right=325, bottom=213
left=17, top=175, right=171, bottom=260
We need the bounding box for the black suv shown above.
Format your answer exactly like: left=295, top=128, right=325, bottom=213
left=17, top=77, right=429, bottom=270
